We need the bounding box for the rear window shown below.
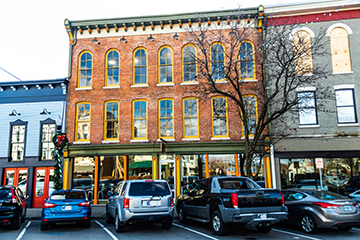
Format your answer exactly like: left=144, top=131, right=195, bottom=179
left=218, top=178, right=260, bottom=190
left=0, top=189, right=12, bottom=199
left=50, top=191, right=86, bottom=200
left=305, top=190, right=345, bottom=200
left=128, top=182, right=170, bottom=196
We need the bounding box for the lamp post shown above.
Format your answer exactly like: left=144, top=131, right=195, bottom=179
left=52, top=115, right=68, bottom=190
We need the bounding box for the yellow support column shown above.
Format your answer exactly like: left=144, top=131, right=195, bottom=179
left=264, top=146, right=272, bottom=188
left=123, top=155, right=128, bottom=181
left=62, top=157, right=70, bottom=190
left=205, top=154, right=209, bottom=178
left=94, top=156, right=99, bottom=205
left=152, top=154, right=159, bottom=179
left=235, top=154, right=239, bottom=176
left=175, top=154, right=181, bottom=199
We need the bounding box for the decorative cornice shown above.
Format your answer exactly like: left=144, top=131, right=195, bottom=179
left=0, top=78, right=68, bottom=93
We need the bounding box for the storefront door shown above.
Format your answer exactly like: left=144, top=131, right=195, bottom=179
left=3, top=168, right=28, bottom=195
left=32, top=167, right=55, bottom=208
left=159, top=155, right=175, bottom=196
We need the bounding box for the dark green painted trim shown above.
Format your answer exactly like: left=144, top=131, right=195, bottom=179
left=67, top=141, right=269, bottom=157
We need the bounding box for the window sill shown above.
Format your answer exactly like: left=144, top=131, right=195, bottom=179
left=102, top=140, right=120, bottom=143
left=157, top=83, right=175, bottom=87
left=103, top=86, right=120, bottom=89
left=241, top=136, right=254, bottom=140
left=182, top=138, right=200, bottom=141
left=333, top=71, right=353, bottom=75
left=75, top=87, right=92, bottom=91
left=215, top=80, right=228, bottom=84
left=337, top=123, right=359, bottom=127
left=131, top=84, right=149, bottom=88
left=211, top=137, right=230, bottom=140
left=239, top=79, right=258, bottom=82
left=299, top=124, right=320, bottom=128
left=73, top=141, right=90, bottom=144
left=157, top=138, right=175, bottom=142
left=130, top=139, right=149, bottom=143
left=180, top=82, right=199, bottom=85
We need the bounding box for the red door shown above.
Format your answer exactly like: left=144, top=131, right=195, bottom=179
left=32, top=167, right=55, bottom=208
left=3, top=168, right=28, bottom=195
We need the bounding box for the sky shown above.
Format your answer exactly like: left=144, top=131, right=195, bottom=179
left=0, top=0, right=304, bottom=82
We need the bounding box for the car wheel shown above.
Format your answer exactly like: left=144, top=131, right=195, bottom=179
left=300, top=214, right=318, bottom=234
left=11, top=212, right=21, bottom=230
left=106, top=207, right=114, bottom=224
left=256, top=223, right=272, bottom=233
left=211, top=210, right=228, bottom=236
left=178, top=205, right=187, bottom=224
left=40, top=222, right=48, bottom=231
left=161, top=219, right=172, bottom=229
left=115, top=213, right=126, bottom=232
left=337, top=226, right=352, bottom=231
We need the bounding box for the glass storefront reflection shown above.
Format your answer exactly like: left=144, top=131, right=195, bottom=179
left=180, top=155, right=204, bottom=193
left=209, top=154, right=235, bottom=176
left=98, top=156, right=124, bottom=199
left=73, top=157, right=95, bottom=199
left=128, top=155, right=152, bottom=179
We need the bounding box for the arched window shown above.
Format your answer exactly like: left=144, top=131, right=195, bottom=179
left=330, top=27, right=352, bottom=73
left=105, top=50, right=120, bottom=86
left=159, top=46, right=173, bottom=83
left=104, top=101, right=119, bottom=140
left=182, top=45, right=197, bottom=82
left=211, top=96, right=228, bottom=137
left=159, top=99, right=174, bottom=138
left=133, top=100, right=147, bottom=139
left=76, top=102, right=91, bottom=141
left=134, top=48, right=148, bottom=85
left=242, top=95, right=257, bottom=137
left=78, top=51, right=93, bottom=87
left=293, top=30, right=313, bottom=75
left=240, top=41, right=255, bottom=79
left=211, top=43, right=225, bottom=80
left=183, top=98, right=199, bottom=138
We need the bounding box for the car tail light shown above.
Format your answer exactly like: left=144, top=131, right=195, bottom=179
left=354, top=203, right=359, bottom=208
left=312, top=202, right=339, bottom=209
left=280, top=192, right=285, bottom=205
left=123, top=198, right=129, bottom=209
left=231, top=193, right=238, bottom=208
left=78, top=201, right=90, bottom=207
left=170, top=197, right=174, bottom=207
left=11, top=189, right=17, bottom=203
left=43, top=202, right=57, bottom=208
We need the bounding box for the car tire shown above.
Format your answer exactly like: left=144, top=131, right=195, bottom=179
left=161, top=219, right=172, bottom=229
left=40, top=222, right=48, bottom=231
left=12, top=212, right=21, bottom=230
left=106, top=207, right=114, bottom=224
left=300, top=214, right=318, bottom=234
left=178, top=204, right=187, bottom=224
left=115, top=213, right=126, bottom=232
left=337, top=226, right=352, bottom=231
left=256, top=223, right=272, bottom=233
left=211, top=210, right=228, bottom=236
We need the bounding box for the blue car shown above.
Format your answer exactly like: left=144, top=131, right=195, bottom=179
left=41, top=189, right=91, bottom=230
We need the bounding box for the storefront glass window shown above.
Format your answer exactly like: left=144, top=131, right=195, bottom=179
left=321, top=158, right=351, bottom=194
left=180, top=155, right=204, bottom=193
left=280, top=158, right=316, bottom=189
left=209, top=154, right=235, bottom=176
left=18, top=169, right=28, bottom=194
left=35, top=169, right=45, bottom=197
left=73, top=157, right=95, bottom=199
left=5, top=170, right=15, bottom=185
left=128, top=155, right=152, bottom=179
left=98, top=156, right=124, bottom=200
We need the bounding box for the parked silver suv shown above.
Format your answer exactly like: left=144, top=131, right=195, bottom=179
left=106, top=179, right=174, bottom=232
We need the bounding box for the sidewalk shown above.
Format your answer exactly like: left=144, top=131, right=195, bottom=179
left=25, top=204, right=106, bottom=220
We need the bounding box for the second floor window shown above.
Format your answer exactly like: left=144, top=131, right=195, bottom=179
left=330, top=27, right=352, bottom=73
left=298, top=92, right=317, bottom=125
left=183, top=45, right=197, bottom=82
left=10, top=124, right=26, bottom=161
left=105, top=101, right=119, bottom=140
left=134, top=48, right=147, bottom=85
left=159, top=47, right=173, bottom=83
left=159, top=99, right=174, bottom=138
left=79, top=51, right=93, bottom=87
left=40, top=123, right=55, bottom=160
left=240, top=41, right=255, bottom=79
left=293, top=30, right=313, bottom=75
left=212, top=97, right=228, bottom=137
left=336, top=89, right=357, bottom=124
left=243, top=95, right=257, bottom=136
left=211, top=43, right=225, bottom=80
left=183, top=98, right=199, bottom=137
left=106, top=50, right=120, bottom=86
left=76, top=103, right=91, bottom=141
left=133, top=100, right=147, bottom=139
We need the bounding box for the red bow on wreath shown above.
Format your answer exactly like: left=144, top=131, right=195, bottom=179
left=57, top=134, right=66, bottom=147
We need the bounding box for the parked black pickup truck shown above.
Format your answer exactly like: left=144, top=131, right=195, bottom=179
left=176, top=176, right=288, bottom=235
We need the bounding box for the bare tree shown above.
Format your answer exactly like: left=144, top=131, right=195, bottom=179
left=184, top=10, right=329, bottom=179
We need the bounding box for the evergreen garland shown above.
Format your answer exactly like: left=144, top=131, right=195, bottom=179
left=52, top=133, right=68, bottom=191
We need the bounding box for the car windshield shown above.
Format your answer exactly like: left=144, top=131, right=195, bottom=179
left=128, top=182, right=170, bottom=196
left=305, top=190, right=345, bottom=200
left=50, top=191, right=85, bottom=200
left=218, top=178, right=260, bottom=190
left=0, top=189, right=12, bottom=199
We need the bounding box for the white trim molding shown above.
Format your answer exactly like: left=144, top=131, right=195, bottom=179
left=290, top=26, right=315, bottom=40
left=130, top=139, right=149, bottom=143
left=326, top=23, right=353, bottom=36
left=157, top=138, right=175, bottom=142
left=180, top=82, right=199, bottom=85
left=296, top=86, right=316, bottom=92
left=182, top=138, right=200, bottom=141
left=211, top=137, right=230, bottom=140
left=156, top=83, right=175, bottom=87
left=131, top=84, right=149, bottom=88
left=73, top=141, right=90, bottom=144
left=103, top=86, right=120, bottom=89
left=334, top=84, right=354, bottom=90
left=338, top=123, right=359, bottom=127
left=75, top=87, right=93, bottom=91
left=299, top=124, right=320, bottom=128
left=102, top=140, right=120, bottom=143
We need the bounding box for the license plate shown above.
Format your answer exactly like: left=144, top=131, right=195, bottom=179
left=258, top=213, right=267, bottom=219
left=142, top=200, right=160, bottom=207
left=62, top=206, right=72, bottom=211
left=343, top=205, right=352, bottom=211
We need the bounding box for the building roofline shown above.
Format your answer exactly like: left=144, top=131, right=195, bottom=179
left=0, top=78, right=68, bottom=88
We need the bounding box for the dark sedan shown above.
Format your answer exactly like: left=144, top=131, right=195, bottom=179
left=282, top=188, right=360, bottom=233
left=0, top=186, right=27, bottom=230
left=41, top=189, right=91, bottom=230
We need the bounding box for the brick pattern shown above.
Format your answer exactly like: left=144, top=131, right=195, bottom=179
left=66, top=31, right=265, bottom=145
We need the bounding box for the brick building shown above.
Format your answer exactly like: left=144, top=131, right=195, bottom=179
left=63, top=6, right=268, bottom=203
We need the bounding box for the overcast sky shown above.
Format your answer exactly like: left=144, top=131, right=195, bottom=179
left=0, top=0, right=304, bottom=82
